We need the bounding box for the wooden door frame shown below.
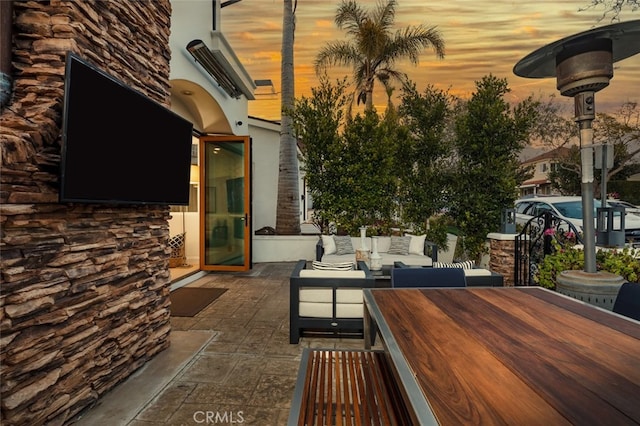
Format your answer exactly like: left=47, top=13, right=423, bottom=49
left=198, top=135, right=251, bottom=271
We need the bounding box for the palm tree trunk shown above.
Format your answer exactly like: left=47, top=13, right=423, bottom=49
left=276, top=0, right=301, bottom=235
left=364, top=78, right=375, bottom=111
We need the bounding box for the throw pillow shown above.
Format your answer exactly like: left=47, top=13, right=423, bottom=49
left=433, top=260, right=476, bottom=269
left=405, top=233, right=426, bottom=256
left=388, top=235, right=411, bottom=255
left=321, top=235, right=337, bottom=255
left=312, top=261, right=355, bottom=271
left=168, top=233, right=185, bottom=257
left=333, top=235, right=355, bottom=255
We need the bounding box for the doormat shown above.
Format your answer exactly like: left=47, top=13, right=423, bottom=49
left=170, top=287, right=227, bottom=317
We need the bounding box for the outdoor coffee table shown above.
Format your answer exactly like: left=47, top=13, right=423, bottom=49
left=370, top=264, right=392, bottom=287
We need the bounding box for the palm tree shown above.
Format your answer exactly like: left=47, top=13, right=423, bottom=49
left=275, top=0, right=301, bottom=235
left=315, top=0, right=445, bottom=111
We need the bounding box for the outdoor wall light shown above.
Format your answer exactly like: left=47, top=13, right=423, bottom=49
left=514, top=20, right=640, bottom=273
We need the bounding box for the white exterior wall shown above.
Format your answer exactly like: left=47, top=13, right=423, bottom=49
left=248, top=117, right=309, bottom=234
left=168, top=2, right=314, bottom=265
left=249, top=118, right=280, bottom=232
left=169, top=0, right=250, bottom=135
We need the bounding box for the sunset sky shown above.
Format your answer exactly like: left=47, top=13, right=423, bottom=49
left=220, top=1, right=639, bottom=121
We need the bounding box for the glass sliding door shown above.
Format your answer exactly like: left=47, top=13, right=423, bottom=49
left=200, top=136, right=251, bottom=271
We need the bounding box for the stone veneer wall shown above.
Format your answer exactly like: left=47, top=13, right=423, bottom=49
left=1, top=1, right=174, bottom=424
left=488, top=236, right=516, bottom=287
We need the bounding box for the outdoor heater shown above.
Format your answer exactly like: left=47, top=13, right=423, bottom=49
left=514, top=20, right=640, bottom=274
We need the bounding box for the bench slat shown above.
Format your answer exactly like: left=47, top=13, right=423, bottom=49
left=290, top=349, right=412, bottom=426
left=347, top=351, right=360, bottom=423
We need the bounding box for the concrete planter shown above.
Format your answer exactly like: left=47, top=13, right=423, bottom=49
left=556, top=270, right=625, bottom=310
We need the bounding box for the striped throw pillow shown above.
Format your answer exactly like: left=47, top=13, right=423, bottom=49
left=432, top=260, right=476, bottom=269
left=312, top=261, right=355, bottom=271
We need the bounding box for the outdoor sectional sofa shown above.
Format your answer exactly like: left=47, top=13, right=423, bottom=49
left=289, top=259, right=374, bottom=344
left=316, top=235, right=438, bottom=266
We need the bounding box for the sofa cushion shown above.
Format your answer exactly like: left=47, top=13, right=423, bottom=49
left=405, top=234, right=427, bottom=256
left=299, top=288, right=363, bottom=303
left=334, top=236, right=355, bottom=255
left=336, top=288, right=364, bottom=303
left=299, top=302, right=332, bottom=318
left=464, top=268, right=492, bottom=276
left=335, top=304, right=363, bottom=318
left=321, top=235, right=337, bottom=255
left=299, top=288, right=332, bottom=302
left=383, top=254, right=433, bottom=267
left=299, top=302, right=363, bottom=318
left=321, top=253, right=433, bottom=266
left=388, top=236, right=411, bottom=255
left=299, top=287, right=364, bottom=319
left=375, top=236, right=391, bottom=253
left=299, top=269, right=366, bottom=278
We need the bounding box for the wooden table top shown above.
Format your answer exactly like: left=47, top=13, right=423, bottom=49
left=364, top=287, right=640, bottom=425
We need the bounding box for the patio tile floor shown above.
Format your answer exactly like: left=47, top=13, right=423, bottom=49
left=72, top=262, right=377, bottom=426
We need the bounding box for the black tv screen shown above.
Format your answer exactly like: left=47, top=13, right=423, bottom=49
left=60, top=52, right=193, bottom=205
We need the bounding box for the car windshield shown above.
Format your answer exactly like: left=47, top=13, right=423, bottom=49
left=552, top=200, right=602, bottom=219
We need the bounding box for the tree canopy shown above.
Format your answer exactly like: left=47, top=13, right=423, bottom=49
left=449, top=75, right=539, bottom=261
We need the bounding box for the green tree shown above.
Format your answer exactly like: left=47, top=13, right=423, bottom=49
left=338, top=110, right=398, bottom=233
left=451, top=75, right=539, bottom=261
left=276, top=0, right=301, bottom=234
left=293, top=78, right=400, bottom=235
left=395, top=83, right=455, bottom=231
left=315, top=0, right=445, bottom=111
left=291, top=77, right=350, bottom=233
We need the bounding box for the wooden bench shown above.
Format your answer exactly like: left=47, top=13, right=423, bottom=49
left=288, top=349, right=412, bottom=425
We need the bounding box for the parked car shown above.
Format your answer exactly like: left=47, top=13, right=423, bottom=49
left=514, top=196, right=640, bottom=246
left=606, top=199, right=640, bottom=217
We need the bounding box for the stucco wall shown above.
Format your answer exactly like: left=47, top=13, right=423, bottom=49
left=1, top=1, right=174, bottom=424
left=249, top=118, right=281, bottom=233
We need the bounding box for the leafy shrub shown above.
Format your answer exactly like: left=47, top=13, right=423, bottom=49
left=598, top=248, right=640, bottom=283
left=535, top=242, right=640, bottom=289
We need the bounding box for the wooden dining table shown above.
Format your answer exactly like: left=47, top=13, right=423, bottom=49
left=363, top=287, right=640, bottom=425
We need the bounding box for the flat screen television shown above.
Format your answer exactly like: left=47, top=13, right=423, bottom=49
left=60, top=52, right=193, bottom=205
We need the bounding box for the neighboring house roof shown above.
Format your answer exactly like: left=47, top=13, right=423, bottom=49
left=522, top=179, right=551, bottom=186
left=519, top=147, right=573, bottom=191
left=249, top=115, right=280, bottom=126
left=520, top=146, right=572, bottom=165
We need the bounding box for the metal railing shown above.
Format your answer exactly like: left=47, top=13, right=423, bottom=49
left=514, top=211, right=583, bottom=286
